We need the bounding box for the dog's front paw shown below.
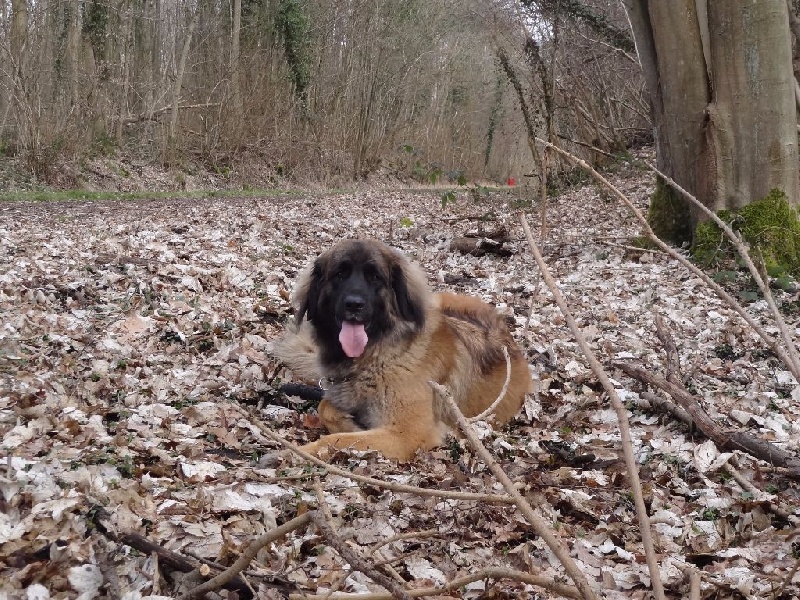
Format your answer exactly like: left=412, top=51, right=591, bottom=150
left=299, top=440, right=330, bottom=459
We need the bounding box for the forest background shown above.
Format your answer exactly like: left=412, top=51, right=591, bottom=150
left=0, top=0, right=650, bottom=191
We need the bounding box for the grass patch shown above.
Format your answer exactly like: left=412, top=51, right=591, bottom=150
left=0, top=188, right=294, bottom=203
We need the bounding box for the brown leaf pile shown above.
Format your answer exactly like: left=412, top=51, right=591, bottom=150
left=2, top=166, right=800, bottom=599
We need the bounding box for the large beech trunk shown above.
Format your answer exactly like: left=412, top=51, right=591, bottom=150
left=624, top=0, right=799, bottom=242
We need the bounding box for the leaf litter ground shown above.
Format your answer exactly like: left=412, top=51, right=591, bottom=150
left=2, top=165, right=800, bottom=599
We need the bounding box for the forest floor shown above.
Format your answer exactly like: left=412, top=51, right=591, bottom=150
left=2, top=156, right=800, bottom=600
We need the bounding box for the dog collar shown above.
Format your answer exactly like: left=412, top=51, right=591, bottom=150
left=318, top=375, right=353, bottom=389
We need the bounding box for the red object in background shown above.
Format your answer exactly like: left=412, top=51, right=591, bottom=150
left=507, top=177, right=516, bottom=186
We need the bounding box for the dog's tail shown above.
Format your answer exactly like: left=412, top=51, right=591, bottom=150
left=268, top=322, right=323, bottom=381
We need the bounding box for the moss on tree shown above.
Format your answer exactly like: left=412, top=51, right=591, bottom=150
left=691, top=189, right=800, bottom=276
left=648, top=176, right=693, bottom=245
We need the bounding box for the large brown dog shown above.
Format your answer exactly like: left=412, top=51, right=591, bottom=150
left=273, top=239, right=532, bottom=460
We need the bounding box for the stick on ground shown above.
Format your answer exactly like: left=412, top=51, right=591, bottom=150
left=430, top=380, right=596, bottom=600
left=518, top=213, right=666, bottom=600
left=178, top=512, right=313, bottom=600
left=615, top=361, right=800, bottom=477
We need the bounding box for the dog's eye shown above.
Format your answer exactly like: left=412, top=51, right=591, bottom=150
left=364, top=266, right=383, bottom=284
left=333, top=262, right=351, bottom=281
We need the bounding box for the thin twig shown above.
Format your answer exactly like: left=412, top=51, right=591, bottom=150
left=518, top=213, right=665, bottom=600
left=367, top=531, right=437, bottom=587
left=151, top=551, right=160, bottom=596
left=536, top=138, right=800, bottom=387
left=178, top=512, right=313, bottom=600
left=602, top=240, right=665, bottom=254
left=313, top=479, right=354, bottom=599
left=310, top=512, right=412, bottom=600
left=725, top=458, right=793, bottom=521
left=654, top=314, right=683, bottom=385
left=638, top=391, right=693, bottom=427
left=288, top=566, right=583, bottom=599
left=246, top=411, right=514, bottom=504
left=775, top=557, right=800, bottom=599
left=469, top=346, right=511, bottom=422
left=429, top=381, right=595, bottom=600
left=689, top=567, right=702, bottom=600
left=369, top=529, right=438, bottom=553
left=642, top=161, right=800, bottom=380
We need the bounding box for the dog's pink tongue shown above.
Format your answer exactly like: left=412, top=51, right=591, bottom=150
left=339, top=322, right=368, bottom=358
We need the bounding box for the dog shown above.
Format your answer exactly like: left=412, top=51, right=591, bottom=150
left=272, top=239, right=532, bottom=460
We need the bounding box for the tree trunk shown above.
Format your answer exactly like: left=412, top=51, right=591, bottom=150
left=229, top=0, right=243, bottom=145
left=10, top=0, right=28, bottom=74
left=166, top=2, right=200, bottom=163
left=65, top=0, right=81, bottom=110
left=623, top=0, right=800, bottom=244
left=704, top=2, right=798, bottom=210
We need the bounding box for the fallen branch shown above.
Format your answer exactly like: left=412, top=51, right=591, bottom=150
left=518, top=213, right=666, bottom=600
left=536, top=138, right=800, bottom=384
left=615, top=362, right=800, bottom=478
left=178, top=512, right=313, bottom=600
left=638, top=391, right=693, bottom=427
left=450, top=236, right=512, bottom=257
left=429, top=381, right=595, bottom=600
left=114, top=531, right=293, bottom=598
left=288, top=566, right=583, bottom=599
left=245, top=409, right=515, bottom=505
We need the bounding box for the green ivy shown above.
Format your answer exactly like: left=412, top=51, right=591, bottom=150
left=276, top=0, right=312, bottom=109
left=83, top=0, right=109, bottom=63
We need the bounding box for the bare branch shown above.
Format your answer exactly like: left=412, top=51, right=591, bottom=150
left=536, top=138, right=800, bottom=383
left=310, top=511, right=412, bottom=600
left=616, top=361, right=800, bottom=477
left=288, top=566, right=584, bottom=599
left=517, top=214, right=666, bottom=600
left=178, top=512, right=313, bottom=600
left=469, top=346, right=511, bottom=422
left=429, top=381, right=596, bottom=600
left=641, top=161, right=800, bottom=380
left=245, top=407, right=515, bottom=505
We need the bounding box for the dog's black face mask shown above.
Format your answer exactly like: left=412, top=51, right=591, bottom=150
left=328, top=258, right=383, bottom=358
left=297, top=241, right=424, bottom=364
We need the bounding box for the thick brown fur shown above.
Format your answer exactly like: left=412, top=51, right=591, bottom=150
left=272, top=239, right=532, bottom=461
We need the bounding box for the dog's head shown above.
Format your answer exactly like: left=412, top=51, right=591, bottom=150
left=294, top=239, right=428, bottom=363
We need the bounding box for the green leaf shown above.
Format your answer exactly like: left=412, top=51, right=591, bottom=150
left=767, top=264, right=787, bottom=277
left=440, top=191, right=456, bottom=209
left=457, top=174, right=468, bottom=186
left=712, top=270, right=738, bottom=283
left=738, top=290, right=760, bottom=303
left=399, top=217, right=413, bottom=228
left=776, top=274, right=795, bottom=291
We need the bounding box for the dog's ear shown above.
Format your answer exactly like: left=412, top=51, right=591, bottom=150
left=295, top=260, right=323, bottom=325
left=391, top=263, right=426, bottom=329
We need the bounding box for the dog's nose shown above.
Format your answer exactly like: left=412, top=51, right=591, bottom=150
left=344, top=295, right=366, bottom=313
